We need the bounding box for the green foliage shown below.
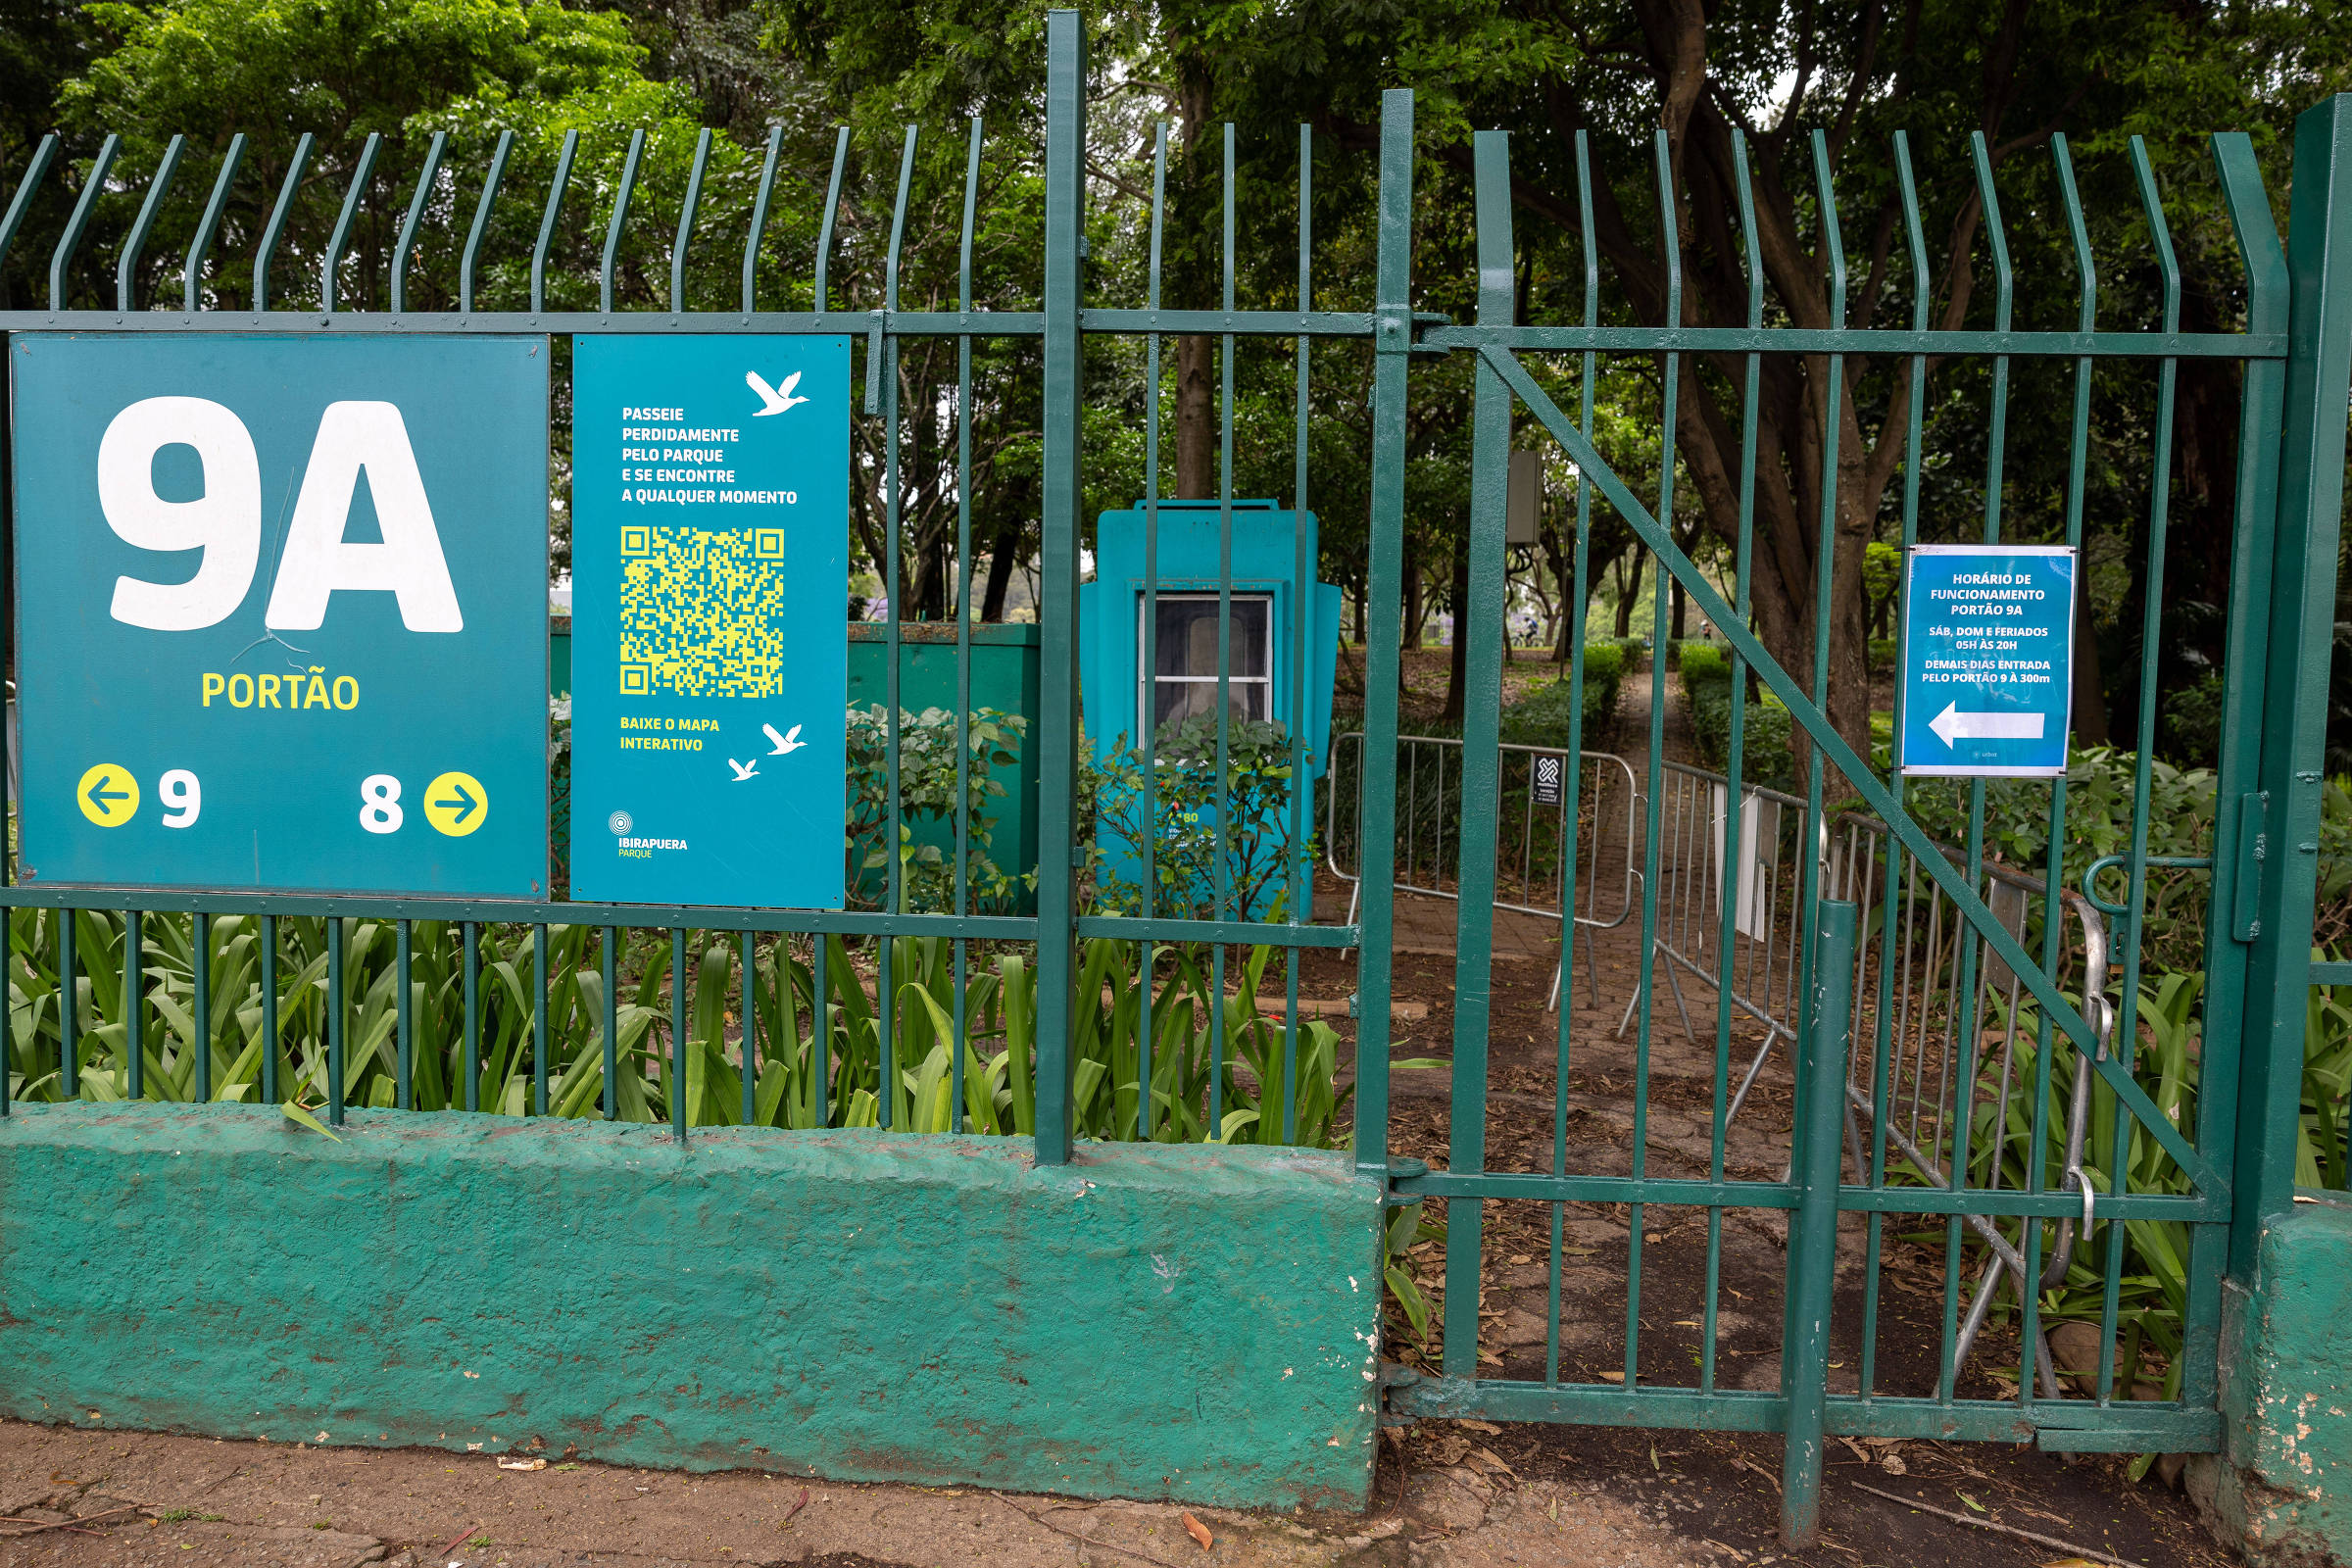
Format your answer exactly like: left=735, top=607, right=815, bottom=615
left=1499, top=647, right=1623, bottom=747
left=845, top=704, right=1029, bottom=913
left=1682, top=648, right=1796, bottom=793
left=0, top=909, right=1357, bottom=1151
left=1084, top=716, right=1310, bottom=924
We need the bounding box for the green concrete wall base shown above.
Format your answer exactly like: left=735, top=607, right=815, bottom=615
left=2193, top=1200, right=2352, bottom=1565
left=0, top=1103, right=1384, bottom=1509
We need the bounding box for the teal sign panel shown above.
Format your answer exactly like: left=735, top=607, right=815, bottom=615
left=1898, top=544, right=2077, bottom=778
left=568, top=336, right=850, bottom=907
left=10, top=333, right=551, bottom=896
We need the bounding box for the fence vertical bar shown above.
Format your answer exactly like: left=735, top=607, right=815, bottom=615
left=529, top=130, right=576, bottom=316
left=739, top=930, right=756, bottom=1126
left=58, top=911, right=75, bottom=1096
left=814, top=127, right=850, bottom=313
left=0, top=136, right=59, bottom=279
left=124, top=909, right=142, bottom=1100
left=462, top=920, right=479, bottom=1112
left=602, top=925, right=618, bottom=1118
left=1441, top=127, right=1514, bottom=1381
left=951, top=114, right=981, bottom=1132
left=1782, top=898, right=1856, bottom=1547
left=252, top=134, right=313, bottom=314
left=396, top=919, right=413, bottom=1108
left=1351, top=85, right=1415, bottom=1179
left=2191, top=130, right=2287, bottom=1404
left=1031, top=6, right=1085, bottom=1164
left=261, top=914, right=277, bottom=1103
left=183, top=137, right=245, bottom=315
left=327, top=916, right=345, bottom=1126
left=1284, top=121, right=1310, bottom=1139
left=670, top=927, right=688, bottom=1142
left=743, top=124, right=782, bottom=314
left=191, top=914, right=212, bottom=1101
left=461, top=130, right=513, bottom=315
left=601, top=131, right=646, bottom=316
left=1136, top=122, right=1167, bottom=1138
left=48, top=134, right=119, bottom=312
left=534, top=923, right=549, bottom=1116
left=671, top=127, right=711, bottom=314
left=2236, top=93, right=2352, bottom=1267
left=117, top=135, right=186, bottom=312
left=321, top=131, right=380, bottom=312
left=392, top=130, right=446, bottom=315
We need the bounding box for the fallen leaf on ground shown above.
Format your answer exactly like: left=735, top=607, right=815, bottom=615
left=496, top=1458, right=545, bottom=1472
left=1180, top=1510, right=1212, bottom=1549
left=1457, top=1419, right=1501, bottom=1434
left=1882, top=1453, right=1908, bottom=1476
left=1957, top=1491, right=1986, bottom=1513
left=2038, top=1560, right=2104, bottom=1568
left=1471, top=1447, right=1516, bottom=1478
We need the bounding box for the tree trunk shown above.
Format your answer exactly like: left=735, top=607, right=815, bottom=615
left=1176, top=336, right=1213, bottom=498
left=1614, top=550, right=1644, bottom=639
left=1443, top=539, right=1471, bottom=725
left=980, top=523, right=1022, bottom=620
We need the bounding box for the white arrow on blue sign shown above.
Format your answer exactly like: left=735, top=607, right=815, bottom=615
left=1898, top=544, right=2077, bottom=778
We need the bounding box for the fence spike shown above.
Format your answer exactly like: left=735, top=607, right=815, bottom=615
left=671, top=125, right=711, bottom=313
left=602, top=128, right=646, bottom=315
left=117, top=134, right=186, bottom=313
left=530, top=129, right=577, bottom=316
left=253, top=132, right=314, bottom=313
left=814, top=125, right=849, bottom=313
left=183, top=134, right=246, bottom=313
left=742, top=123, right=782, bottom=314
left=322, top=130, right=380, bottom=313
left=460, top=129, right=513, bottom=314
left=392, top=130, right=448, bottom=315
left=49, top=133, right=119, bottom=312
left=0, top=133, right=59, bottom=278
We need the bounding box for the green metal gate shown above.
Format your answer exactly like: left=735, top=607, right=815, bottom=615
left=0, top=10, right=2346, bottom=1549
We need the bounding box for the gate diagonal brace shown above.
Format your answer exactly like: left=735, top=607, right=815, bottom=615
left=1476, top=343, right=2221, bottom=1198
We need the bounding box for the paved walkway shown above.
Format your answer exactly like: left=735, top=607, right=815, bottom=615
left=0, top=1421, right=1699, bottom=1568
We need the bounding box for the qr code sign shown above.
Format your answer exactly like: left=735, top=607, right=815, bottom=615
left=617, top=525, right=792, bottom=698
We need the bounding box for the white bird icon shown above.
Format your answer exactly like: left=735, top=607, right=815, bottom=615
left=727, top=758, right=759, bottom=781
left=745, top=369, right=808, bottom=416
left=763, top=722, right=806, bottom=756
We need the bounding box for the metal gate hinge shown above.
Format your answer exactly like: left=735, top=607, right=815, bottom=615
left=1384, top=1155, right=1428, bottom=1204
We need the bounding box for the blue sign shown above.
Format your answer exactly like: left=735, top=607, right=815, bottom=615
left=568, top=336, right=850, bottom=907
left=11, top=333, right=550, bottom=896
left=1898, top=544, right=2077, bottom=777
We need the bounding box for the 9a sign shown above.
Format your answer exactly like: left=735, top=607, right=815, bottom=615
left=10, top=334, right=550, bottom=897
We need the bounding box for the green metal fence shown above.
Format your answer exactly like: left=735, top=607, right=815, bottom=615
left=0, top=9, right=2347, bottom=1552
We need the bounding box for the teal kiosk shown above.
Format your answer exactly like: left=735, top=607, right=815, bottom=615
left=1078, top=499, right=1343, bottom=915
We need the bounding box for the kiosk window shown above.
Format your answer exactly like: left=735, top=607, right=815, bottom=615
left=1140, top=593, right=1271, bottom=732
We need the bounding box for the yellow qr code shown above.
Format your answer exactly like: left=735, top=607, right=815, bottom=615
left=617, top=525, right=791, bottom=698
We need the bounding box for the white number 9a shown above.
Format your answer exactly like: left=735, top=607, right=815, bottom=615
left=97, top=398, right=262, bottom=631
left=158, top=769, right=201, bottom=828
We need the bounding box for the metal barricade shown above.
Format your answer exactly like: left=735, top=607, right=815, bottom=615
left=1324, top=731, right=1641, bottom=1009
left=1622, top=760, right=2114, bottom=1386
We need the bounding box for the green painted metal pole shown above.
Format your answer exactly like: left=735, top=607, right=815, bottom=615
left=1031, top=7, right=1085, bottom=1164
left=184, top=135, right=245, bottom=312
left=1442, top=126, right=1514, bottom=1379
left=117, top=135, right=186, bottom=313
left=49, top=134, right=118, bottom=312
left=1781, top=897, right=1855, bottom=1548
left=394, top=130, right=447, bottom=316
left=1350, top=86, right=1414, bottom=1180
left=321, top=132, right=380, bottom=313
left=2234, top=94, right=2352, bottom=1271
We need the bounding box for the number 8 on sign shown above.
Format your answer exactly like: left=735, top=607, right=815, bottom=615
left=360, top=775, right=404, bottom=834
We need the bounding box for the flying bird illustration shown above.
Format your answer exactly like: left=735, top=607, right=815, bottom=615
left=746, top=369, right=809, bottom=416
left=764, top=722, right=806, bottom=756
left=727, top=758, right=760, bottom=781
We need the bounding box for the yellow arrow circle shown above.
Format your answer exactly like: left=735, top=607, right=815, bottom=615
left=76, top=763, right=139, bottom=828
left=422, top=770, right=489, bottom=838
